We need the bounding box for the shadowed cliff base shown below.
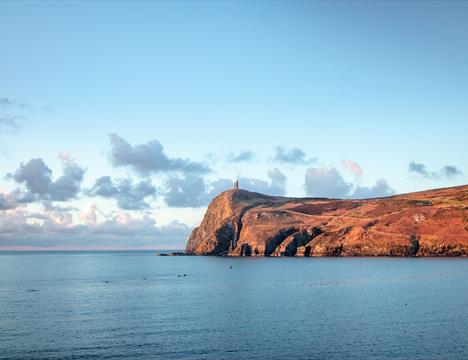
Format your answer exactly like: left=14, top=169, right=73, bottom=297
left=185, top=185, right=468, bottom=257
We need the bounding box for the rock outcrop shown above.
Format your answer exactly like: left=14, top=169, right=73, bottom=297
left=185, top=185, right=468, bottom=257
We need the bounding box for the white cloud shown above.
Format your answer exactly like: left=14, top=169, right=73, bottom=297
left=350, top=179, right=395, bottom=199
left=304, top=166, right=353, bottom=198
left=0, top=207, right=191, bottom=250
left=305, top=166, right=395, bottom=199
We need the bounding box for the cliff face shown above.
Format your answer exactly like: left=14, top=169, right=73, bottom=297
left=185, top=185, right=468, bottom=256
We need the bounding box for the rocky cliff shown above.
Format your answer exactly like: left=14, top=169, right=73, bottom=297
left=185, top=185, right=468, bottom=256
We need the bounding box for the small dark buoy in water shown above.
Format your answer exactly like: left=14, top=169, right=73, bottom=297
left=183, top=274, right=187, bottom=277
left=177, top=275, right=181, bottom=277
left=229, top=266, right=232, bottom=269
left=405, top=303, right=408, bottom=306
left=104, top=280, right=110, bottom=284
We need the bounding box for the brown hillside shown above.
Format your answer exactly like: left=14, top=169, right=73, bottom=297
left=186, top=185, right=468, bottom=257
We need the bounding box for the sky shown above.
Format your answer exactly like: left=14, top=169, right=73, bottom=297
left=0, top=0, right=467, bottom=250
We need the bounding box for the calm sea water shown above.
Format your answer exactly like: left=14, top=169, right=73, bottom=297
left=1, top=252, right=468, bottom=360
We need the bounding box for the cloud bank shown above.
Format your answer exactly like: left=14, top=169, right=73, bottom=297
left=0, top=207, right=190, bottom=250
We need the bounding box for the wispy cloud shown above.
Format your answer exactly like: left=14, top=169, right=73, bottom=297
left=341, top=159, right=363, bottom=177
left=226, top=150, right=256, bottom=162
left=272, top=146, right=315, bottom=165
left=408, top=161, right=463, bottom=179
left=0, top=97, right=32, bottom=110
left=0, top=97, right=31, bottom=134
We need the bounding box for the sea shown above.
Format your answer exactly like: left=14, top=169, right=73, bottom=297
left=1, top=251, right=468, bottom=360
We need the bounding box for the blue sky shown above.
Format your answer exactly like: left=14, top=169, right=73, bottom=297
left=0, top=1, right=467, bottom=250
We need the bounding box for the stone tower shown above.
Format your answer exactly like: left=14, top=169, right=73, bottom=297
left=234, top=180, right=239, bottom=190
